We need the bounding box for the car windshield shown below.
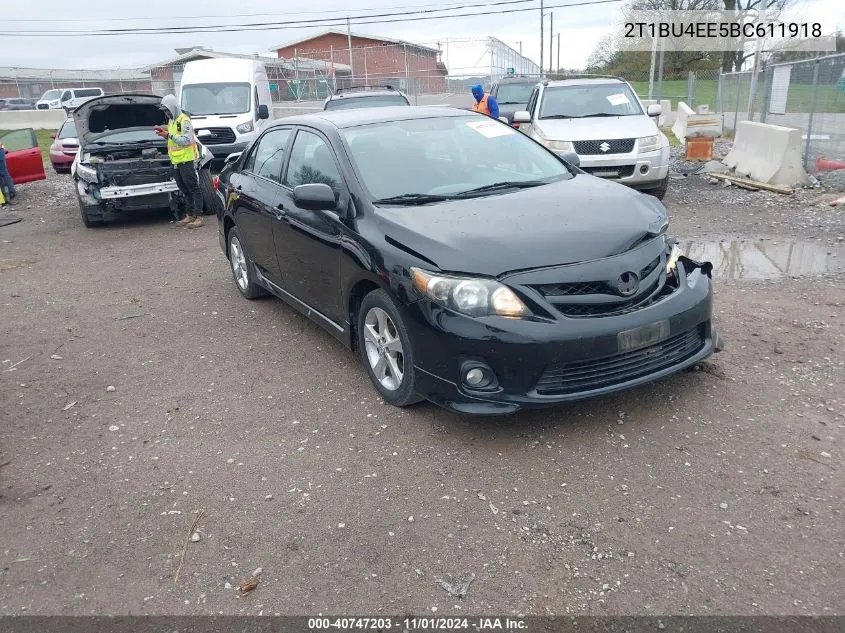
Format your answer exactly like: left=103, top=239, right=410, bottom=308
left=540, top=83, right=643, bottom=119
left=181, top=82, right=251, bottom=115
left=92, top=129, right=162, bottom=144
left=58, top=121, right=77, bottom=138
left=41, top=90, right=62, bottom=101
left=342, top=115, right=571, bottom=202
left=495, top=83, right=535, bottom=104
left=326, top=95, right=409, bottom=110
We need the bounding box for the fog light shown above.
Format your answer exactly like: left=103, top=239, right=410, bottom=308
left=639, top=164, right=649, bottom=175
left=465, top=368, right=485, bottom=386
left=460, top=361, right=499, bottom=391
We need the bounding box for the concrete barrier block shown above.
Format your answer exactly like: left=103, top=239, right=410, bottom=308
left=0, top=109, right=68, bottom=130
left=723, top=120, right=810, bottom=187
left=672, top=101, right=721, bottom=140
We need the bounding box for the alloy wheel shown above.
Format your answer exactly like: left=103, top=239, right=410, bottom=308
left=363, top=307, right=405, bottom=391
left=230, top=236, right=249, bottom=291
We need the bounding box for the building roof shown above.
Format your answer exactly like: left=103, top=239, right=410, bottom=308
left=0, top=67, right=149, bottom=82
left=269, top=30, right=440, bottom=54
left=142, top=48, right=351, bottom=73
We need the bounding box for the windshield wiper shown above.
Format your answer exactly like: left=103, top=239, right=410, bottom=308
left=454, top=180, right=549, bottom=197
left=579, top=112, right=624, bottom=117
left=374, top=193, right=454, bottom=205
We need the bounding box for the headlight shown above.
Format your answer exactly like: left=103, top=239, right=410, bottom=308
left=546, top=140, right=573, bottom=152
left=76, top=163, right=98, bottom=182
left=666, top=243, right=682, bottom=275
left=236, top=121, right=254, bottom=134
left=638, top=135, right=660, bottom=153
left=411, top=268, right=530, bottom=318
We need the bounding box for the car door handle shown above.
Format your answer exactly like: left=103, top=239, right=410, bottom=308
left=236, top=185, right=243, bottom=191
left=273, top=204, right=286, bottom=220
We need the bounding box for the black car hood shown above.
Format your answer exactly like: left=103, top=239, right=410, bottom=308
left=374, top=175, right=668, bottom=277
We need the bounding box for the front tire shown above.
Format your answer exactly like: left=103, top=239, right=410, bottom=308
left=199, top=168, right=222, bottom=216
left=78, top=196, right=103, bottom=228
left=644, top=175, right=669, bottom=200
left=357, top=290, right=421, bottom=407
left=228, top=227, right=267, bottom=299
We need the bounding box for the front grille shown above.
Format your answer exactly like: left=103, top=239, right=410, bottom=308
left=197, top=127, right=236, bottom=145
left=580, top=165, right=636, bottom=179
left=574, top=138, right=635, bottom=155
left=536, top=256, right=662, bottom=299
left=535, top=326, right=705, bottom=395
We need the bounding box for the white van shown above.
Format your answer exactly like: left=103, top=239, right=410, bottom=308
left=178, top=58, right=273, bottom=164
left=36, top=87, right=104, bottom=111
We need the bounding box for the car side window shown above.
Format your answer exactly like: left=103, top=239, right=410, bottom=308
left=244, top=128, right=292, bottom=182
left=61, top=91, right=72, bottom=102
left=253, top=86, right=260, bottom=120
left=0, top=128, right=38, bottom=152
left=284, top=130, right=343, bottom=194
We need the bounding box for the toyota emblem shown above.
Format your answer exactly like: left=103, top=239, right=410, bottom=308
left=617, top=271, right=639, bottom=296
left=599, top=141, right=611, bottom=152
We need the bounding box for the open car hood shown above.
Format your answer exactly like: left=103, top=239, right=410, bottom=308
left=72, top=93, right=166, bottom=146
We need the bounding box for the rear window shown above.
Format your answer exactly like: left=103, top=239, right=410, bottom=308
left=325, top=95, right=409, bottom=110
left=75, top=88, right=103, bottom=98
left=58, top=121, right=77, bottom=139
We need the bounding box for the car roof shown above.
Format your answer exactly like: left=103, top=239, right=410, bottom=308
left=272, top=106, right=478, bottom=130
left=497, top=76, right=541, bottom=83
left=327, top=89, right=407, bottom=100
left=543, top=77, right=627, bottom=87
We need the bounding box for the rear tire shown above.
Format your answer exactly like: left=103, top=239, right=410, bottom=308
left=199, top=168, right=222, bottom=216
left=644, top=175, right=669, bottom=200
left=356, top=289, right=422, bottom=408
left=228, top=227, right=267, bottom=299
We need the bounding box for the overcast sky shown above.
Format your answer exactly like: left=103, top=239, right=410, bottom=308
left=4, top=0, right=843, bottom=72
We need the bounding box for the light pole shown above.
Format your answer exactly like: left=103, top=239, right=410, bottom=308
left=539, top=0, right=544, bottom=73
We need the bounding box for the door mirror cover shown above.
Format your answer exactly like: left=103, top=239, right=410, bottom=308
left=257, top=104, right=270, bottom=120
left=559, top=151, right=580, bottom=168
left=293, top=183, right=337, bottom=211
left=513, top=110, right=531, bottom=123
left=647, top=104, right=662, bottom=117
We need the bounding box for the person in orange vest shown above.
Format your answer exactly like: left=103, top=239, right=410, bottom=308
left=470, top=84, right=500, bottom=119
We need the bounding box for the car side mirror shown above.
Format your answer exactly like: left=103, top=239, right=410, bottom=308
left=293, top=183, right=337, bottom=211
left=50, top=133, right=57, bottom=139
left=513, top=110, right=531, bottom=124
left=647, top=104, right=662, bottom=117
left=559, top=151, right=580, bottom=168
left=224, top=152, right=242, bottom=165
left=257, top=104, right=270, bottom=120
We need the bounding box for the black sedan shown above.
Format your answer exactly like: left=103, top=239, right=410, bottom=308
left=216, top=107, right=718, bottom=415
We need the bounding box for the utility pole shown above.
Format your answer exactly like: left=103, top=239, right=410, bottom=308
left=557, top=33, right=560, bottom=74
left=517, top=41, right=522, bottom=56
left=648, top=35, right=657, bottom=99
left=539, top=0, right=544, bottom=73
left=549, top=13, right=554, bottom=74
left=347, top=17, right=354, bottom=79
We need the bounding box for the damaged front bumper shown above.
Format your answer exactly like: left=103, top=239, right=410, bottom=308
left=404, top=252, right=718, bottom=415
left=98, top=180, right=180, bottom=199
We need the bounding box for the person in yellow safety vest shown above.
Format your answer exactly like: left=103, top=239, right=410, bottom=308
left=470, top=84, right=500, bottom=120
left=154, top=94, right=204, bottom=228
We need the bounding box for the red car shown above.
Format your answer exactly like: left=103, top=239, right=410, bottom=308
left=1, top=128, right=46, bottom=190
left=49, top=118, right=79, bottom=173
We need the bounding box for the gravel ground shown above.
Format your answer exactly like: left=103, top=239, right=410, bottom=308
left=0, top=170, right=843, bottom=616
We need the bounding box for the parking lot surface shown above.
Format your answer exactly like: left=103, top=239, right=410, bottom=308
left=1, top=171, right=844, bottom=616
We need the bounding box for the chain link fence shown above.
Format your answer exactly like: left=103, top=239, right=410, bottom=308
left=718, top=53, right=845, bottom=175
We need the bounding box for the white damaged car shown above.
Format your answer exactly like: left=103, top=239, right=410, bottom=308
left=514, top=77, right=671, bottom=199
left=71, top=93, right=220, bottom=227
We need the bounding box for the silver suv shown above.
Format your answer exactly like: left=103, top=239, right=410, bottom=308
left=514, top=77, right=670, bottom=199
left=323, top=85, right=410, bottom=111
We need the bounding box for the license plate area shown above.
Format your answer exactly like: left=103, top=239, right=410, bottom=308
left=617, top=320, right=670, bottom=352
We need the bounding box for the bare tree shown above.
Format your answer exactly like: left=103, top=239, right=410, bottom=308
left=721, top=0, right=795, bottom=71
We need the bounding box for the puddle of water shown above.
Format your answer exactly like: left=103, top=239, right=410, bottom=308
left=679, top=239, right=845, bottom=279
